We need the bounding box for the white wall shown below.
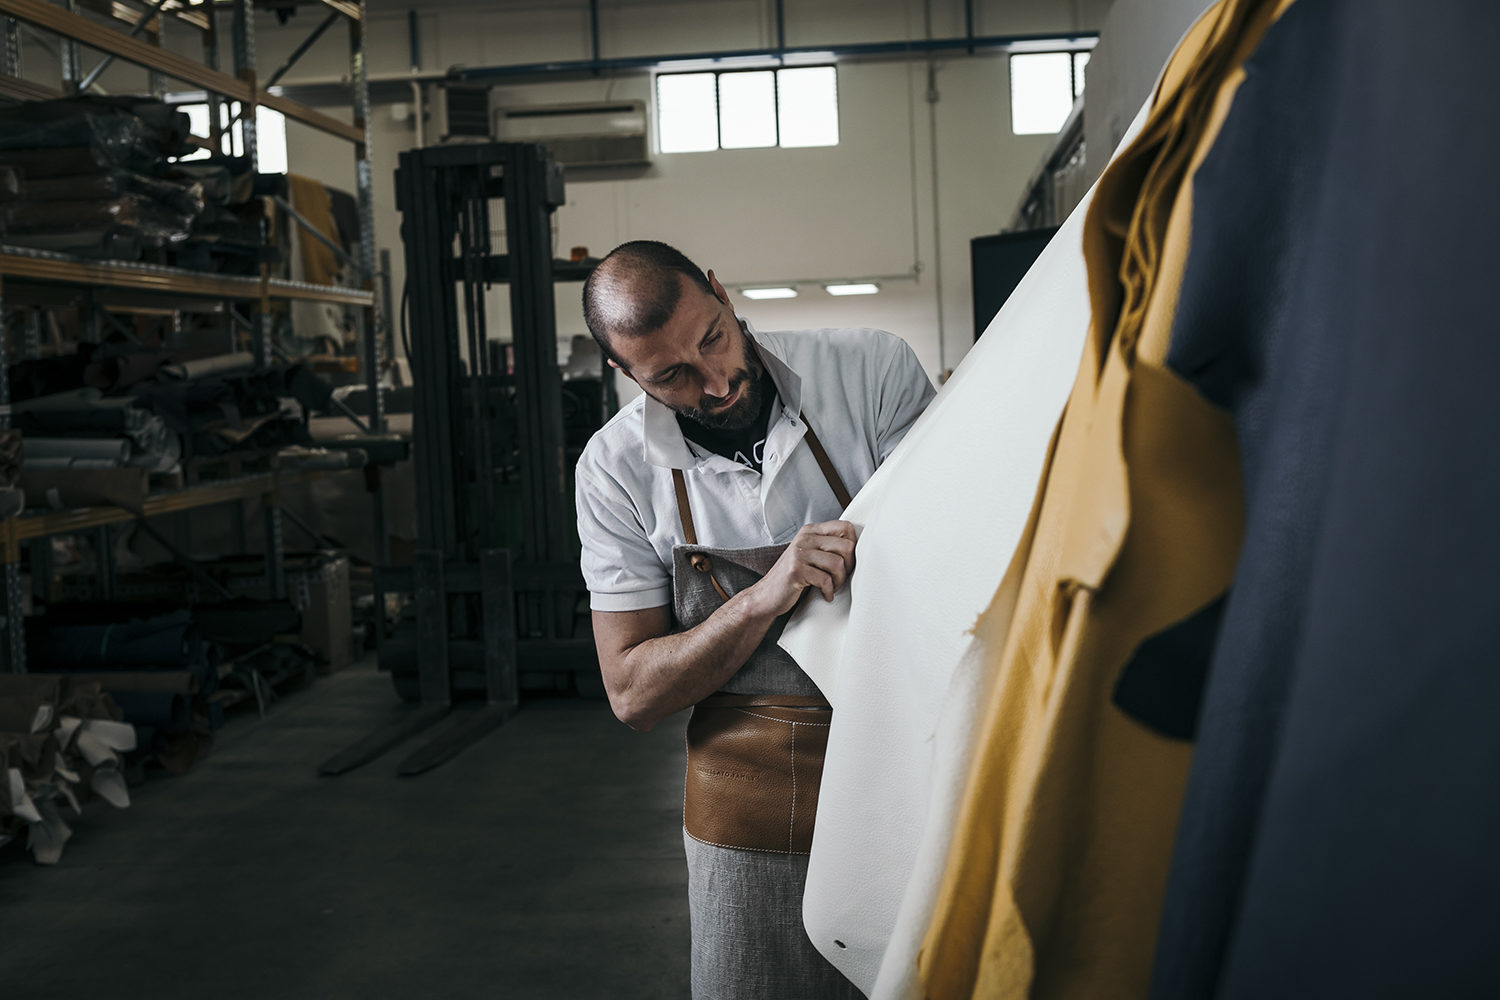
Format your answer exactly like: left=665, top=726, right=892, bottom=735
left=1082, top=0, right=1212, bottom=183
left=233, top=0, right=1110, bottom=391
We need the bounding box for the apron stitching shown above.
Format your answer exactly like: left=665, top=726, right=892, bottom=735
left=789, top=724, right=797, bottom=854
left=732, top=709, right=831, bottom=726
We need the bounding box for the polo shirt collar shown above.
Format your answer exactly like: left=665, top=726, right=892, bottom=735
left=642, top=318, right=803, bottom=470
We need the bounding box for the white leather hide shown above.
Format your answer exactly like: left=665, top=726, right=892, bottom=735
left=778, top=99, right=1150, bottom=1000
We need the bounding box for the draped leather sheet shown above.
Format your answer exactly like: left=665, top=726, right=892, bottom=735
left=1150, top=3, right=1500, bottom=996
left=776, top=101, right=1150, bottom=998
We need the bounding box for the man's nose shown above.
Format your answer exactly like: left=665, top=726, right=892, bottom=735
left=704, top=369, right=732, bottom=399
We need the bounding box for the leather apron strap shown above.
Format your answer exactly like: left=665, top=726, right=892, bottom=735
left=801, top=418, right=853, bottom=509
left=672, top=412, right=851, bottom=605
left=673, top=466, right=730, bottom=601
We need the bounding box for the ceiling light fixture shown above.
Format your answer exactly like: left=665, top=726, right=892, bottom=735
left=741, top=286, right=798, bottom=300
left=824, top=282, right=880, bottom=296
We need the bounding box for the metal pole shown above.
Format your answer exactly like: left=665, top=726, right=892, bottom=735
left=22, top=308, right=40, bottom=361
left=0, top=275, right=21, bottom=673
left=351, top=3, right=382, bottom=434
left=270, top=194, right=364, bottom=275
left=264, top=498, right=286, bottom=600
left=204, top=2, right=225, bottom=155
left=133, top=520, right=236, bottom=600
left=58, top=0, right=79, bottom=91
left=452, top=31, right=1100, bottom=81
left=149, top=3, right=166, bottom=99
left=407, top=8, right=419, bottom=70
left=2, top=18, right=21, bottom=76
left=264, top=10, right=339, bottom=90
left=230, top=0, right=281, bottom=600
left=379, top=247, right=395, bottom=375
left=397, top=147, right=460, bottom=556
left=75, top=0, right=174, bottom=94
left=277, top=504, right=341, bottom=551
left=350, top=2, right=389, bottom=639
left=231, top=0, right=258, bottom=165
left=504, top=144, right=569, bottom=584
left=589, top=0, right=600, bottom=64
left=95, top=527, right=114, bottom=601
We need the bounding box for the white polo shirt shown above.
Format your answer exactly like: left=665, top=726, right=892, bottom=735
left=576, top=324, right=935, bottom=612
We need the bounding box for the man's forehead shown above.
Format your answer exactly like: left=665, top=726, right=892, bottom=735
left=634, top=283, right=718, bottom=338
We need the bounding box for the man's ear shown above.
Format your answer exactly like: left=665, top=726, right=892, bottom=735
left=707, top=269, right=732, bottom=307
left=607, top=358, right=638, bottom=384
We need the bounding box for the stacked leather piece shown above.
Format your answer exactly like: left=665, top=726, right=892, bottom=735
left=0, top=97, right=289, bottom=276
left=7, top=348, right=342, bottom=506
left=168, top=155, right=268, bottom=275
left=10, top=341, right=181, bottom=476
left=0, top=96, right=203, bottom=260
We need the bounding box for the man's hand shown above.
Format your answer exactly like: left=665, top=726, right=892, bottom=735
left=592, top=520, right=857, bottom=730
left=745, top=520, right=858, bottom=618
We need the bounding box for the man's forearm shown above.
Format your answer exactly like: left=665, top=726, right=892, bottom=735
left=613, top=591, right=778, bottom=731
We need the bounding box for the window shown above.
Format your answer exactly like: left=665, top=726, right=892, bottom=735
left=1009, top=50, right=1090, bottom=135
left=656, top=66, right=839, bottom=153
left=179, top=103, right=288, bottom=173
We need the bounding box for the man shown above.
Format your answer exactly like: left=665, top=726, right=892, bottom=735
left=575, top=240, right=934, bottom=999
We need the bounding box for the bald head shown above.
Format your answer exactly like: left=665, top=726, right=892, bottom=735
left=582, top=240, right=716, bottom=366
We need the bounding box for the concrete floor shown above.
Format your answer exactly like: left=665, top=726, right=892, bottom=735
left=0, top=659, right=692, bottom=999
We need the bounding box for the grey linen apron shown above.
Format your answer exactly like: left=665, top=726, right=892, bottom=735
left=672, top=417, right=864, bottom=1000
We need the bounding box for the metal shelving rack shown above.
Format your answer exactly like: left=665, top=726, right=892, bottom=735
left=0, top=0, right=384, bottom=675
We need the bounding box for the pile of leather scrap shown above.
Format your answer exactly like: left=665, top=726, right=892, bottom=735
left=11, top=378, right=180, bottom=478
left=168, top=154, right=270, bottom=275
left=129, top=352, right=333, bottom=460
left=7, top=347, right=337, bottom=507
left=0, top=674, right=135, bottom=864
left=0, top=96, right=203, bottom=260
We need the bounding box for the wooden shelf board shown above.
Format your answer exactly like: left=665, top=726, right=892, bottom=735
left=0, top=71, right=61, bottom=102
left=1, top=469, right=329, bottom=561
left=12, top=472, right=278, bottom=541
left=0, top=248, right=373, bottom=306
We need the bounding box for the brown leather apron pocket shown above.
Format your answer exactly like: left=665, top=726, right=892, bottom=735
left=684, top=699, right=831, bottom=855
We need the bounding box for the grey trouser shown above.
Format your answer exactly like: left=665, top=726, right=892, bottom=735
left=684, top=830, right=864, bottom=1000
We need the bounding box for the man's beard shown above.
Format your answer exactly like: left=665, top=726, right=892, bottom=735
left=675, top=341, right=764, bottom=431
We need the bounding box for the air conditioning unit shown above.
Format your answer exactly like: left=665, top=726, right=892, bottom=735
left=493, top=101, right=650, bottom=169
left=436, top=83, right=492, bottom=142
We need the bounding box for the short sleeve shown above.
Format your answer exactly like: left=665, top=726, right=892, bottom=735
left=575, top=459, right=672, bottom=612
left=874, top=336, right=937, bottom=463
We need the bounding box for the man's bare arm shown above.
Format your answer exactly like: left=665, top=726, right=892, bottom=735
left=592, top=520, right=857, bottom=731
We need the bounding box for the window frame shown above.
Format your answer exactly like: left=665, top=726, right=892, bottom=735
left=1008, top=47, right=1093, bottom=137
left=176, top=101, right=289, bottom=174
left=655, top=64, right=839, bottom=154
left=1069, top=50, right=1088, bottom=101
